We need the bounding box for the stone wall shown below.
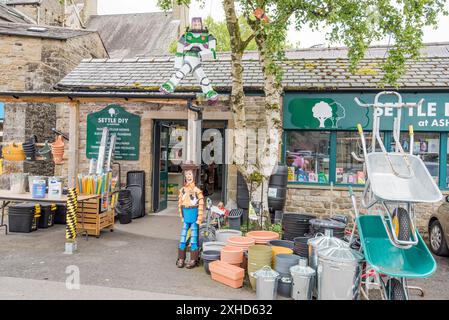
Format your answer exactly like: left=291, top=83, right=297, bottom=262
left=13, top=0, right=64, bottom=26
left=0, top=35, right=42, bottom=91
left=285, top=185, right=445, bottom=234
left=0, top=32, right=108, bottom=187
left=55, top=99, right=235, bottom=212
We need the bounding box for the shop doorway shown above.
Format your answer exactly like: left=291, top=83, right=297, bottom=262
left=152, top=120, right=227, bottom=212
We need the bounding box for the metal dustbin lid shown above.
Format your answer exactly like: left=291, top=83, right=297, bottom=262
left=307, top=229, right=348, bottom=248
left=290, top=258, right=315, bottom=277
left=253, top=265, right=279, bottom=280
left=310, top=218, right=346, bottom=230
left=317, top=245, right=364, bottom=264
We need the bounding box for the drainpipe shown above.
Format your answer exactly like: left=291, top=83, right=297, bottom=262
left=186, top=99, right=203, bottom=184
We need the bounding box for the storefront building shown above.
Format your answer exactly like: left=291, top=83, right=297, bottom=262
left=2, top=43, right=449, bottom=232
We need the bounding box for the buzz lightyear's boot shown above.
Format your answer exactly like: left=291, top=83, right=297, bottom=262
left=160, top=80, right=175, bottom=94
left=205, top=90, right=218, bottom=102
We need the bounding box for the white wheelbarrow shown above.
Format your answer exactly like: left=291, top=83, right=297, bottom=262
left=353, top=91, right=442, bottom=249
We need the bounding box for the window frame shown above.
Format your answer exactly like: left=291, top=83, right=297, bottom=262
left=283, top=130, right=449, bottom=190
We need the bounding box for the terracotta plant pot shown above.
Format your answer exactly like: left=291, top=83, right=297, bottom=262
left=226, top=236, right=256, bottom=251
left=246, top=231, right=280, bottom=244
left=51, top=135, right=65, bottom=164
left=220, top=245, right=244, bottom=265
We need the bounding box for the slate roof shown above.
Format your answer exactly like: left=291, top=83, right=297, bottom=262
left=57, top=42, right=449, bottom=92
left=4, top=1, right=41, bottom=4
left=0, top=21, right=97, bottom=40
left=0, top=3, right=33, bottom=23
left=87, top=12, right=180, bottom=58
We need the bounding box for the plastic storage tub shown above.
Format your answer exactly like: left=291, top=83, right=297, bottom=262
left=8, top=203, right=37, bottom=233
left=37, top=203, right=56, bottom=229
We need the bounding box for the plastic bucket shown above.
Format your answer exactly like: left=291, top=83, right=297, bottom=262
left=182, top=207, right=198, bottom=224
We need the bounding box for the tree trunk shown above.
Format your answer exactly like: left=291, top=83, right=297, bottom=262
left=253, top=25, right=284, bottom=225
left=223, top=0, right=255, bottom=191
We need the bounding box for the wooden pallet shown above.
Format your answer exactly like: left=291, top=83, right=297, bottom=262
left=76, top=197, right=114, bottom=237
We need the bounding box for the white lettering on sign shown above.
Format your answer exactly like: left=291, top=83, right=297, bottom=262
left=428, top=103, right=437, bottom=117
left=97, top=118, right=129, bottom=124
left=445, top=103, right=449, bottom=116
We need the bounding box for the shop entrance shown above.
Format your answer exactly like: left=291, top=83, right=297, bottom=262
left=152, top=120, right=227, bottom=212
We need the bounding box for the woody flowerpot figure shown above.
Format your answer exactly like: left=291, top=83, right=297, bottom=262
left=176, top=162, right=204, bottom=269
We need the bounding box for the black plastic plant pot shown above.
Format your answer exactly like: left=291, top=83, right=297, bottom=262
left=201, top=250, right=221, bottom=275
left=267, top=240, right=294, bottom=249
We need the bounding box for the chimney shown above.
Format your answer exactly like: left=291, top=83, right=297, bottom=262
left=83, top=0, right=97, bottom=23
left=172, top=1, right=189, bottom=36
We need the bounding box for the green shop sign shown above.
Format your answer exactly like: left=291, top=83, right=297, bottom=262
left=284, top=92, right=449, bottom=132
left=86, top=105, right=141, bottom=160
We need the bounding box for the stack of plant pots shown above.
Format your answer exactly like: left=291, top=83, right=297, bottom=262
left=220, top=245, right=244, bottom=267
left=51, top=135, right=65, bottom=164
left=247, top=245, right=272, bottom=290
left=226, top=236, right=255, bottom=252
left=267, top=239, right=294, bottom=249
left=275, top=253, right=301, bottom=297
left=22, top=135, right=37, bottom=161
left=38, top=141, right=52, bottom=161
left=309, top=218, right=346, bottom=239
left=201, top=250, right=221, bottom=275
left=293, top=235, right=314, bottom=257
left=116, top=190, right=133, bottom=224
left=281, top=213, right=315, bottom=240
left=203, top=241, right=226, bottom=252
left=246, top=231, right=280, bottom=244
left=216, top=229, right=242, bottom=243
left=271, top=246, right=293, bottom=268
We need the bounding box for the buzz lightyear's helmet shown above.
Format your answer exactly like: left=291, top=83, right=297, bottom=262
left=191, top=17, right=203, bottom=30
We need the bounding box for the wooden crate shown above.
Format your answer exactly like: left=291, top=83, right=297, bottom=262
left=76, top=197, right=114, bottom=237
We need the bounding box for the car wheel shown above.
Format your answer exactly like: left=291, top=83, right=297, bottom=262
left=429, top=220, right=449, bottom=257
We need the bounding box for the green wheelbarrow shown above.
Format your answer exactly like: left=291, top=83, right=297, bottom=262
left=349, top=188, right=437, bottom=300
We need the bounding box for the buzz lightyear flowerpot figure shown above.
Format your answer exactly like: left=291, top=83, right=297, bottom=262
left=177, top=162, right=204, bottom=268
left=160, top=17, right=219, bottom=102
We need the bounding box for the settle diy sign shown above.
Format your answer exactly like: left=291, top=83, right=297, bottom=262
left=86, top=105, right=140, bottom=160
left=284, top=92, right=449, bottom=131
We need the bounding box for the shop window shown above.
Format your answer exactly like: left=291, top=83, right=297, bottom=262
left=400, top=132, right=440, bottom=184
left=336, top=131, right=384, bottom=185
left=285, top=131, right=330, bottom=183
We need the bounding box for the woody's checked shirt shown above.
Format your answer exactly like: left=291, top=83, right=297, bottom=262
left=178, top=182, right=204, bottom=225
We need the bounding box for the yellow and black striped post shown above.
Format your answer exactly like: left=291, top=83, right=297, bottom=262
left=64, top=188, right=78, bottom=254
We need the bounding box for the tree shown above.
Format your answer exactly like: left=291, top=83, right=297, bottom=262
left=159, top=0, right=447, bottom=227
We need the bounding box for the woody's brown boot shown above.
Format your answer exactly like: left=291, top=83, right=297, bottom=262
left=186, top=249, right=199, bottom=269
left=176, top=248, right=186, bottom=268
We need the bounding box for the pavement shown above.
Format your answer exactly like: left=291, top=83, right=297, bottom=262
left=0, top=205, right=448, bottom=300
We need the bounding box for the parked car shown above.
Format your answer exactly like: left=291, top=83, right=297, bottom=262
left=428, top=196, right=449, bottom=256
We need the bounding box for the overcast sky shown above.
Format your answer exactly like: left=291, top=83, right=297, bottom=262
left=97, top=0, right=449, bottom=48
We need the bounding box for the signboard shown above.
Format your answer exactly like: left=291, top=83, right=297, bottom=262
left=284, top=92, right=449, bottom=131
left=86, top=105, right=140, bottom=160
